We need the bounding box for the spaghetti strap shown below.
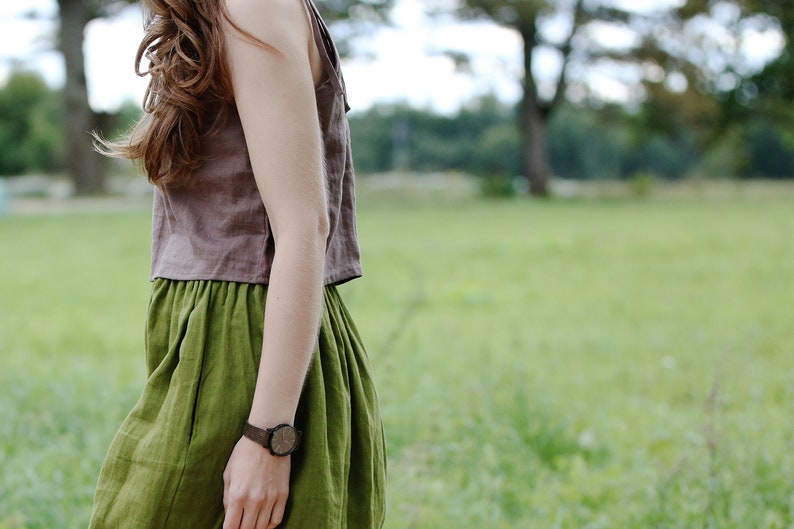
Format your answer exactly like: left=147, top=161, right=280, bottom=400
left=304, top=0, right=346, bottom=98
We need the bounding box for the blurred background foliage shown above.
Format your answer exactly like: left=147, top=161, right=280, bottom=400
left=347, top=95, right=794, bottom=181
left=1, top=0, right=793, bottom=193
left=2, top=72, right=793, bottom=184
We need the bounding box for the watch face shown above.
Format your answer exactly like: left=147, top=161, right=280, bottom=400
left=270, top=425, right=299, bottom=456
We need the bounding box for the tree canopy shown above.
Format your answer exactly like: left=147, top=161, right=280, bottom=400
left=432, top=0, right=789, bottom=195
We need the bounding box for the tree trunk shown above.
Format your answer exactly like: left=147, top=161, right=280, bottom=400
left=58, top=0, right=108, bottom=195
left=519, top=21, right=551, bottom=197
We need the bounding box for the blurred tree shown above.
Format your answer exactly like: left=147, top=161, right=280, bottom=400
left=348, top=95, right=519, bottom=176
left=628, top=0, right=790, bottom=178
left=318, top=0, right=393, bottom=19
left=624, top=84, right=704, bottom=178
left=437, top=0, right=787, bottom=194
left=348, top=95, right=791, bottom=180
left=679, top=0, right=791, bottom=105
left=56, top=0, right=134, bottom=195
left=709, top=0, right=793, bottom=173
left=548, top=105, right=627, bottom=180
left=316, top=0, right=395, bottom=56
left=547, top=103, right=699, bottom=180
left=0, top=71, right=63, bottom=175
left=446, top=0, right=591, bottom=196
left=745, top=117, right=794, bottom=177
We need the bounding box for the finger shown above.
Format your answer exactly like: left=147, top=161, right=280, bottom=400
left=222, top=469, right=230, bottom=509
left=222, top=503, right=243, bottom=529
left=268, top=497, right=287, bottom=529
left=254, top=509, right=270, bottom=529
left=240, top=505, right=262, bottom=529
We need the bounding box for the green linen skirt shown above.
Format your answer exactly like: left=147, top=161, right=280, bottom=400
left=88, top=279, right=386, bottom=529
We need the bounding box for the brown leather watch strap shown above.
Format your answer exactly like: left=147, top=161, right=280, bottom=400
left=242, top=420, right=271, bottom=448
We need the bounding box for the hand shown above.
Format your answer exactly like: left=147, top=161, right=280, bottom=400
left=222, top=436, right=291, bottom=529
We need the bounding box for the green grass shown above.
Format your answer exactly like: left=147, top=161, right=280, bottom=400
left=1, top=185, right=793, bottom=528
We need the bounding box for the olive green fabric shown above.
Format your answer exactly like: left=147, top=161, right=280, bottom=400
left=88, top=279, right=386, bottom=529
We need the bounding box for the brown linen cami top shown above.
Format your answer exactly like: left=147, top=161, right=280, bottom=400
left=150, top=0, right=361, bottom=286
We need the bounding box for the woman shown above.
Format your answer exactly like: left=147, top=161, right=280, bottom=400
left=88, top=0, right=386, bottom=528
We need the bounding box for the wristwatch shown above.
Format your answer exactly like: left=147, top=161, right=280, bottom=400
left=242, top=420, right=302, bottom=456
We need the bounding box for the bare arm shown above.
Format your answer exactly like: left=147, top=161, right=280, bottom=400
left=220, top=1, right=328, bottom=528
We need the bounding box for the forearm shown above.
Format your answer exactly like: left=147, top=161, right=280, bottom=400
left=224, top=0, right=327, bottom=431
left=247, top=233, right=326, bottom=427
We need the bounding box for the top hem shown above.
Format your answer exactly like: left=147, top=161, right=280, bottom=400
left=149, top=268, right=363, bottom=287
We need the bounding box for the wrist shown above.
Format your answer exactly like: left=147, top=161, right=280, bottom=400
left=242, top=420, right=302, bottom=457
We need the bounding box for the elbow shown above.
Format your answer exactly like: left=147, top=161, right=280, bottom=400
left=308, top=211, right=330, bottom=258
left=306, top=208, right=330, bottom=247
left=316, top=209, right=330, bottom=242
left=274, top=209, right=330, bottom=252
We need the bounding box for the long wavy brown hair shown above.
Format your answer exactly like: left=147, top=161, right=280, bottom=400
left=96, top=0, right=242, bottom=187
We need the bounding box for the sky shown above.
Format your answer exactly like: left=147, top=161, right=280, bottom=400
left=0, top=0, right=785, bottom=114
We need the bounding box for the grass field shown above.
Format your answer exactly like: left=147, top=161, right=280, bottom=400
left=1, top=183, right=793, bottom=528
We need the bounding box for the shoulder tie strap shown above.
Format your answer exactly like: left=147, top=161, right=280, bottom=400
left=303, top=0, right=346, bottom=99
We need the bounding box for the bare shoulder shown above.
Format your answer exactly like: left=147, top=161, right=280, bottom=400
left=224, top=0, right=312, bottom=53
